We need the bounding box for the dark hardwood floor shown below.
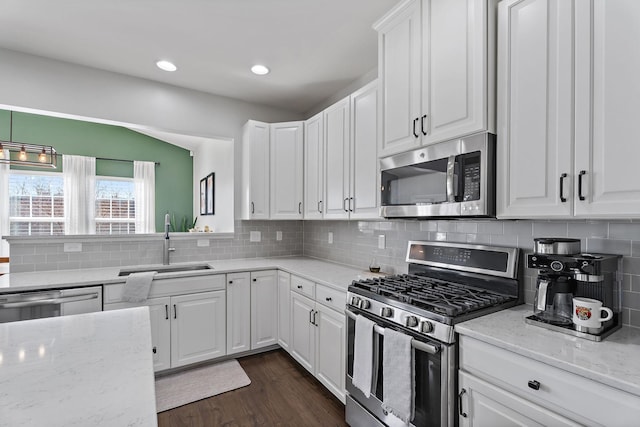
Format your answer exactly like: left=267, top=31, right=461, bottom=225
left=157, top=349, right=348, bottom=427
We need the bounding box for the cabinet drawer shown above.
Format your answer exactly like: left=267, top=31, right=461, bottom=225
left=290, top=275, right=315, bottom=299
left=459, top=336, right=640, bottom=427
left=105, top=274, right=225, bottom=303
left=315, top=284, right=346, bottom=312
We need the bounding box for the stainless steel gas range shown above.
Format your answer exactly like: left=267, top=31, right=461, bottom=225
left=345, top=241, right=521, bottom=427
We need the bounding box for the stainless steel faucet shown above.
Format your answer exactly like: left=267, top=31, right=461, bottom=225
left=163, top=214, right=175, bottom=265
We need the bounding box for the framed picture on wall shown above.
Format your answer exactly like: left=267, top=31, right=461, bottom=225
left=206, top=173, right=215, bottom=215
left=200, top=177, right=207, bottom=215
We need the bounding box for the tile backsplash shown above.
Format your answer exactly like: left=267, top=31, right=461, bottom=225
left=8, top=218, right=640, bottom=328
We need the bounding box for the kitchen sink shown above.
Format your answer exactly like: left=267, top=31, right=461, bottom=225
left=118, top=264, right=213, bottom=276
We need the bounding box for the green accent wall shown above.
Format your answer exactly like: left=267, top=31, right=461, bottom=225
left=0, top=109, right=193, bottom=232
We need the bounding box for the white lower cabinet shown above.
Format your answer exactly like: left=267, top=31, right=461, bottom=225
left=458, top=335, right=640, bottom=427
left=250, top=270, right=278, bottom=349
left=103, top=274, right=226, bottom=372
left=226, top=272, right=251, bottom=355
left=277, top=271, right=291, bottom=351
left=289, top=276, right=346, bottom=403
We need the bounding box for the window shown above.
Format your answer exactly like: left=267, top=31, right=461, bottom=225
left=9, top=171, right=64, bottom=236
left=95, top=178, right=136, bottom=235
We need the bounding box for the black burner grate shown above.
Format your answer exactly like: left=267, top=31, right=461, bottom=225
left=351, top=274, right=511, bottom=317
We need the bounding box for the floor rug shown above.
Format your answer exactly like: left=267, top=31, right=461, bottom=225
left=155, top=359, right=251, bottom=412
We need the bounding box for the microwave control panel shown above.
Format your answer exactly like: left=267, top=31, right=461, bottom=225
left=461, top=152, right=481, bottom=201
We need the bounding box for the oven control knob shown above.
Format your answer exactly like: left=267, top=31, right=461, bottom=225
left=381, top=307, right=394, bottom=318
left=420, top=320, right=434, bottom=333
left=350, top=296, right=361, bottom=306
left=405, top=316, right=419, bottom=328
left=358, top=299, right=371, bottom=309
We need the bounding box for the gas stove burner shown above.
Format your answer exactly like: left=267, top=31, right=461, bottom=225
left=351, top=273, right=512, bottom=317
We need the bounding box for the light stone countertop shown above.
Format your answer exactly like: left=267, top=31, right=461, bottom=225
left=455, top=305, right=640, bottom=397
left=0, top=256, right=382, bottom=294
left=0, top=307, right=157, bottom=427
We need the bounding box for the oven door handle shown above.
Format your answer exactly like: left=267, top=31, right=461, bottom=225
left=345, top=310, right=439, bottom=355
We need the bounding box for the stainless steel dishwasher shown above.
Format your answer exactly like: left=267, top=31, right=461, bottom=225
left=0, top=286, right=103, bottom=323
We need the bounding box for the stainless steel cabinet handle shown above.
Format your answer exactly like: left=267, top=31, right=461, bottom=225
left=421, top=114, right=428, bottom=136
left=559, top=173, right=568, bottom=202
left=251, top=201, right=255, bottom=214
left=309, top=309, right=314, bottom=324
left=173, top=304, right=177, bottom=319
left=298, top=202, right=302, bottom=214
left=317, top=200, right=322, bottom=213
left=578, top=170, right=587, bottom=201
left=165, top=304, right=169, bottom=320
left=313, top=310, right=318, bottom=327
left=458, top=389, right=468, bottom=418
left=349, top=197, right=354, bottom=212
left=0, top=292, right=99, bottom=308
left=528, top=380, right=541, bottom=390
left=343, top=198, right=349, bottom=212
left=412, top=117, right=419, bottom=138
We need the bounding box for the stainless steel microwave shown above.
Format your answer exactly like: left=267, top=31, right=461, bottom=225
left=380, top=132, right=495, bottom=218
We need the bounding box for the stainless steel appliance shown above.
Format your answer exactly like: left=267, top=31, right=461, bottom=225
left=380, top=132, right=495, bottom=219
left=527, top=251, right=622, bottom=341
left=0, top=286, right=103, bottom=323
left=346, top=241, right=521, bottom=427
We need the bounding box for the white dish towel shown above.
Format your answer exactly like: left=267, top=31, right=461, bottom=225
left=122, top=271, right=156, bottom=303
left=382, top=328, right=414, bottom=424
left=352, top=314, right=375, bottom=397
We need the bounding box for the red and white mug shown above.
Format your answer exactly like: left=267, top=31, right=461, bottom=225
left=573, top=297, right=613, bottom=328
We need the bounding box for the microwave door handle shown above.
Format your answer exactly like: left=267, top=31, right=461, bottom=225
left=446, top=155, right=457, bottom=202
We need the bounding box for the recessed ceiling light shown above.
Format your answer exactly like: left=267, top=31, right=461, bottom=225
left=251, top=64, right=270, bottom=75
left=156, top=60, right=177, bottom=72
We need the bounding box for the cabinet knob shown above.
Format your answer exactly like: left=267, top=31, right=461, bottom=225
left=253, top=278, right=257, bottom=282
left=229, top=280, right=233, bottom=284
left=297, top=285, right=303, bottom=289
left=528, top=380, right=541, bottom=391
left=152, top=346, right=157, bottom=354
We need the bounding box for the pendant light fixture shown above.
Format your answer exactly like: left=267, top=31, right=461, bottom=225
left=0, top=111, right=58, bottom=168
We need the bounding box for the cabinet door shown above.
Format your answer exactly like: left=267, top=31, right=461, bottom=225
left=315, top=303, right=346, bottom=403
left=459, top=371, right=581, bottom=427
left=104, top=298, right=171, bottom=372
left=277, top=271, right=291, bottom=351
left=496, top=0, right=574, bottom=218
left=324, top=96, right=351, bottom=219
left=304, top=112, right=325, bottom=219
left=375, top=0, right=422, bottom=157
left=574, top=0, right=640, bottom=217
left=350, top=79, right=380, bottom=220
left=250, top=270, right=278, bottom=349
left=241, top=120, right=270, bottom=219
left=270, top=121, right=304, bottom=219
left=226, top=272, right=251, bottom=355
left=423, top=0, right=492, bottom=144
left=171, top=290, right=226, bottom=368
left=290, top=291, right=315, bottom=373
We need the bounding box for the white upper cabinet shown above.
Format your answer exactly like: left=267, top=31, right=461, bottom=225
left=304, top=112, right=325, bottom=219
left=270, top=121, right=304, bottom=219
left=497, top=0, right=574, bottom=218
left=241, top=120, right=270, bottom=219
left=376, top=0, right=495, bottom=158
left=324, top=80, right=380, bottom=220
left=324, top=96, right=352, bottom=219
left=573, top=0, right=640, bottom=217
left=498, top=0, right=640, bottom=219
left=349, top=80, right=380, bottom=219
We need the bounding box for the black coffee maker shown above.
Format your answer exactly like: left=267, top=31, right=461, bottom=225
left=526, top=237, right=623, bottom=341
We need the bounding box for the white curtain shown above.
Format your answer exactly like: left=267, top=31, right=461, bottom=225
left=63, top=154, right=96, bottom=235
left=0, top=149, right=9, bottom=256
left=134, top=161, right=156, bottom=233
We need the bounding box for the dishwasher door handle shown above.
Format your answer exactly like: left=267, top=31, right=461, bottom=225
left=0, top=292, right=100, bottom=308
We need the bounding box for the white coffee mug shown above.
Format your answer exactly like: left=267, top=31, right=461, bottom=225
left=573, top=297, right=613, bottom=328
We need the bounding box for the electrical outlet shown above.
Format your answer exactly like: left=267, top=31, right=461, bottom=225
left=63, top=242, right=82, bottom=252
left=250, top=231, right=261, bottom=242
left=328, top=232, right=333, bottom=244
left=378, top=234, right=386, bottom=249
left=276, top=231, right=283, bottom=241
left=197, top=239, right=210, bottom=247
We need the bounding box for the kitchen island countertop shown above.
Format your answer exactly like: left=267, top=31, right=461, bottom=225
left=0, top=256, right=384, bottom=294
left=455, top=305, right=640, bottom=397
left=0, top=307, right=157, bottom=426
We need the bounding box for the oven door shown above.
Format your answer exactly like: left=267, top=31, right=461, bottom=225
left=345, top=307, right=455, bottom=427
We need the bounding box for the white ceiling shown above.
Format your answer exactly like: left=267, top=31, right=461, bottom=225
left=0, top=0, right=399, bottom=114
